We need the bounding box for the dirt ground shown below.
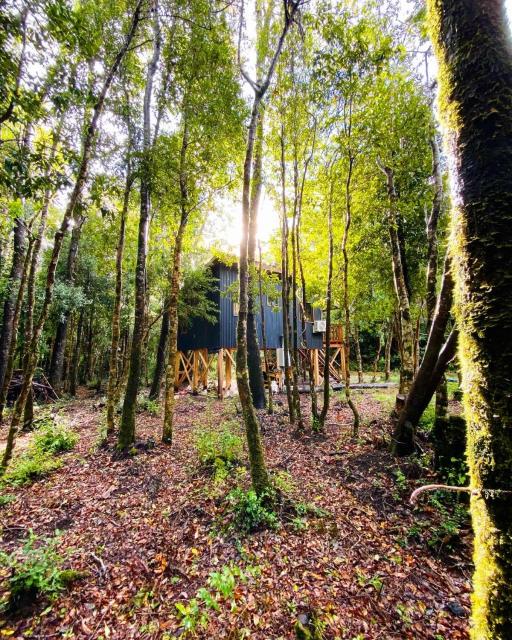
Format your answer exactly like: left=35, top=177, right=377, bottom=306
left=0, top=388, right=471, bottom=639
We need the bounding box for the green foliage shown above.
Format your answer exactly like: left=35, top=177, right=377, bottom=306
left=0, top=493, right=15, bottom=507
left=227, top=488, right=279, bottom=534
left=194, top=420, right=243, bottom=468
left=175, top=563, right=260, bottom=635
left=1, top=451, right=62, bottom=487
left=1, top=418, right=76, bottom=487
left=0, top=531, right=76, bottom=612
left=137, top=396, right=160, bottom=416
left=32, top=418, right=78, bottom=454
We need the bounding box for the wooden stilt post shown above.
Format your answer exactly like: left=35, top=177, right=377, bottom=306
left=225, top=349, right=233, bottom=391
left=312, top=349, right=320, bottom=387
left=202, top=348, right=209, bottom=389
left=217, top=348, right=224, bottom=399
left=192, top=350, right=199, bottom=395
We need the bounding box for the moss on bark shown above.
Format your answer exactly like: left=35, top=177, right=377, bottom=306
left=428, top=1, right=512, bottom=636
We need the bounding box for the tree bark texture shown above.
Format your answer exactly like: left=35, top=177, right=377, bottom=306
left=119, top=2, right=161, bottom=449
left=428, top=2, right=512, bottom=635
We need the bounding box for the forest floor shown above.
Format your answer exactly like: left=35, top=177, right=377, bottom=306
left=0, top=386, right=472, bottom=640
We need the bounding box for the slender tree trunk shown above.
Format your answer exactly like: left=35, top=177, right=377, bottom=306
left=393, top=256, right=455, bottom=454
left=0, top=217, right=27, bottom=394
left=106, top=172, right=132, bottom=432
left=290, top=150, right=303, bottom=430
left=353, top=324, right=363, bottom=383
left=258, top=242, right=273, bottom=415
left=1, top=1, right=144, bottom=470
left=279, top=127, right=295, bottom=424
left=428, top=2, right=512, bottom=635
left=149, top=304, right=169, bottom=401
left=237, top=97, right=271, bottom=495
left=316, top=180, right=335, bottom=430
left=162, top=117, right=189, bottom=445
left=384, top=318, right=393, bottom=382
left=236, top=1, right=299, bottom=495
left=119, top=2, right=161, bottom=450
left=0, top=226, right=32, bottom=422
left=377, top=160, right=415, bottom=398
left=372, top=331, right=382, bottom=383
left=48, top=215, right=84, bottom=391
left=69, top=307, right=84, bottom=397
left=426, top=135, right=443, bottom=333
left=247, top=112, right=266, bottom=410
left=341, top=153, right=360, bottom=435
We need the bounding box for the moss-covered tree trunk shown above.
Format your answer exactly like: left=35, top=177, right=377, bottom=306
left=428, top=1, right=512, bottom=636
left=393, top=256, right=457, bottom=454
left=353, top=324, right=364, bottom=383
left=106, top=172, right=132, bottom=433
left=162, top=117, right=189, bottom=445
left=247, top=112, right=267, bottom=411
left=118, top=2, right=161, bottom=450
left=0, top=217, right=27, bottom=396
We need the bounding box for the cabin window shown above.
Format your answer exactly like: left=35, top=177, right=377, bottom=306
left=233, top=302, right=239, bottom=316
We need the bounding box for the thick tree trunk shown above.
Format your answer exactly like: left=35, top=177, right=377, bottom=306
left=393, top=256, right=455, bottom=454
left=247, top=112, right=266, bottom=410
left=0, top=0, right=144, bottom=470
left=119, top=3, right=161, bottom=450
left=428, top=2, right=512, bottom=636
left=0, top=217, right=27, bottom=394
left=106, top=172, right=132, bottom=432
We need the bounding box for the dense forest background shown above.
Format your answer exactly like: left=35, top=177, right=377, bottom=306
left=0, top=1, right=511, bottom=639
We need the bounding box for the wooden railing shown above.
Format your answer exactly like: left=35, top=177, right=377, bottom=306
left=326, top=324, right=344, bottom=345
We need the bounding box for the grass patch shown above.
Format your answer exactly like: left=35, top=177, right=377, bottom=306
left=1, top=417, right=77, bottom=487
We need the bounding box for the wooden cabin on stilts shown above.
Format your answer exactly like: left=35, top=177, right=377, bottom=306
left=176, top=257, right=345, bottom=398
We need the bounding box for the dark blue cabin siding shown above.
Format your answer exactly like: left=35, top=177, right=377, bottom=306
left=177, top=259, right=324, bottom=351
left=218, top=263, right=238, bottom=349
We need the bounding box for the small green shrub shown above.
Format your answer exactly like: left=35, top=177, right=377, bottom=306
left=0, top=531, right=75, bottom=612
left=33, top=419, right=78, bottom=454
left=137, top=396, right=160, bottom=415
left=2, top=451, right=62, bottom=487
left=0, top=493, right=15, bottom=507
left=227, top=487, right=279, bottom=534
left=194, top=421, right=243, bottom=467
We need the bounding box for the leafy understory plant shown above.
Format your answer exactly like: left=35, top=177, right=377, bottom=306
left=227, top=487, right=279, bottom=534
left=194, top=420, right=244, bottom=465
left=175, top=563, right=261, bottom=635
left=0, top=531, right=80, bottom=612
left=1, top=418, right=77, bottom=487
